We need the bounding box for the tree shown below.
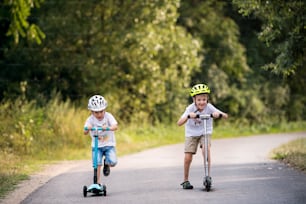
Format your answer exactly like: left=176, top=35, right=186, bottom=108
left=233, top=0, right=306, bottom=120
left=233, top=0, right=305, bottom=76
left=178, top=0, right=250, bottom=93
left=1, top=0, right=45, bottom=44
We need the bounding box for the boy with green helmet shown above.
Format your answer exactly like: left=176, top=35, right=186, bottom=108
left=177, top=83, right=228, bottom=189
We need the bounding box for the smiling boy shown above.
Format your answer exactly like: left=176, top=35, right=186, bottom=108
left=177, top=84, right=228, bottom=189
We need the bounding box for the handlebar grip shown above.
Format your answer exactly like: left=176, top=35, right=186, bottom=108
left=198, top=114, right=222, bottom=119
left=197, top=114, right=212, bottom=118
left=209, top=113, right=222, bottom=118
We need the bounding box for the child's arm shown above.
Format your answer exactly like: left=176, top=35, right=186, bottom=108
left=177, top=112, right=198, bottom=126
left=84, top=124, right=92, bottom=135
left=102, top=113, right=118, bottom=131
left=177, top=115, right=188, bottom=126
left=102, top=123, right=118, bottom=131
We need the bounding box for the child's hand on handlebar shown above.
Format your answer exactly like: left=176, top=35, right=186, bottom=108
left=188, top=112, right=198, bottom=119
left=84, top=124, right=93, bottom=135
left=211, top=112, right=228, bottom=119
left=102, top=125, right=110, bottom=131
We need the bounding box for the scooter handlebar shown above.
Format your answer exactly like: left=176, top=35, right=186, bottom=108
left=196, top=113, right=222, bottom=119
left=84, top=127, right=110, bottom=131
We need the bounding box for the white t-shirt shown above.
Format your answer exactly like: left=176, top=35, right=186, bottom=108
left=84, top=112, right=118, bottom=147
left=180, top=103, right=221, bottom=137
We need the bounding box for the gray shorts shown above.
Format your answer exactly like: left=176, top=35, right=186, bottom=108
left=184, top=135, right=211, bottom=154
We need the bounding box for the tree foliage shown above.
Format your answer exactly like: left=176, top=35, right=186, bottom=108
left=1, top=0, right=45, bottom=44
left=233, top=0, right=305, bottom=76
left=1, top=0, right=201, bottom=123
left=179, top=1, right=249, bottom=84
left=233, top=0, right=306, bottom=120
left=0, top=0, right=305, bottom=124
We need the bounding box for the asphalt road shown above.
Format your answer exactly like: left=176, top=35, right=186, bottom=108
left=6, top=132, right=306, bottom=204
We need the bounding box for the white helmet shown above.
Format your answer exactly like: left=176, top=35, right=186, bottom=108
left=88, top=95, right=108, bottom=111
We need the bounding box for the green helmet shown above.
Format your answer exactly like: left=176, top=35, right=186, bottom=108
left=190, top=84, right=210, bottom=97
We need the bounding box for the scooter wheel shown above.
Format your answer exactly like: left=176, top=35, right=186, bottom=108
left=206, top=183, right=211, bottom=192
left=203, top=177, right=212, bottom=192
left=83, top=185, right=87, bottom=197
left=103, top=185, right=107, bottom=196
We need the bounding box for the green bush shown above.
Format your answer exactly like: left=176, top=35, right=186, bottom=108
left=0, top=96, right=88, bottom=158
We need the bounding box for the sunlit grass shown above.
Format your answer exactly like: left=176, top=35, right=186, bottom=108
left=270, top=138, right=306, bottom=172
left=213, top=120, right=306, bottom=139
left=0, top=152, right=46, bottom=199
left=0, top=173, right=28, bottom=199
left=116, top=124, right=185, bottom=156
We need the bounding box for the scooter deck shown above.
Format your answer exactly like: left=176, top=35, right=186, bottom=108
left=88, top=184, right=104, bottom=192
left=84, top=184, right=107, bottom=197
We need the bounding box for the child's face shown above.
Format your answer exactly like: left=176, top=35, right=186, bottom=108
left=92, top=110, right=105, bottom=121
left=194, top=94, right=208, bottom=111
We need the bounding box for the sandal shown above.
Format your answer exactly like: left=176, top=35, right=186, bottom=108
left=181, top=181, right=193, bottom=189
left=103, top=159, right=110, bottom=176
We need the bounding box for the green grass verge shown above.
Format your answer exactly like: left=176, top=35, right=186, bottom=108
left=0, top=174, right=28, bottom=198
left=0, top=153, right=42, bottom=199
left=270, top=138, right=306, bottom=172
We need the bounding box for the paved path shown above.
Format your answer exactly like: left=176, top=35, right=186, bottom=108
left=2, top=132, right=306, bottom=204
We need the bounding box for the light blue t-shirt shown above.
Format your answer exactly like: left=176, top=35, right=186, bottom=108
left=180, top=103, right=221, bottom=137
left=84, top=112, right=118, bottom=147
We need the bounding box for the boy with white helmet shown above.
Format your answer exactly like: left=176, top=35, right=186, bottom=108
left=177, top=84, right=228, bottom=189
left=84, top=95, right=118, bottom=185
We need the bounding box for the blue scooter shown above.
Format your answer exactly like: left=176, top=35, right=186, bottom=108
left=83, top=127, right=107, bottom=197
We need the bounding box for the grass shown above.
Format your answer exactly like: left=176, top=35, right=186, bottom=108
left=116, top=123, right=185, bottom=156
left=0, top=152, right=48, bottom=198
left=0, top=174, right=28, bottom=197
left=270, top=138, right=306, bottom=172
left=1, top=121, right=306, bottom=199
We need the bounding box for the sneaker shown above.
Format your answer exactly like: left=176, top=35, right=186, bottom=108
left=103, top=159, right=110, bottom=176
left=180, top=181, right=193, bottom=189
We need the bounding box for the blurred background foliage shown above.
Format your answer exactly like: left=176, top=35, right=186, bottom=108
left=0, top=0, right=305, bottom=156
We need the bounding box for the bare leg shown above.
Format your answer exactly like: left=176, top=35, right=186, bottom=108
left=184, top=153, right=193, bottom=181
left=97, top=165, right=102, bottom=184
